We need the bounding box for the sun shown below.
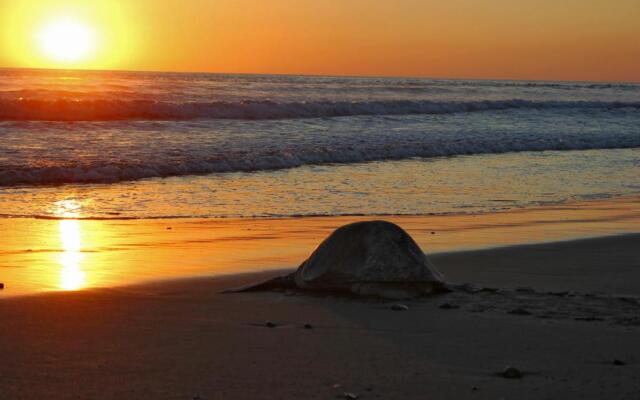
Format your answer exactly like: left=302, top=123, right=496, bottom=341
left=37, top=18, right=95, bottom=62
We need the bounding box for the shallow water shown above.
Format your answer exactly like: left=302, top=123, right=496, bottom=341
left=1, top=148, right=638, bottom=219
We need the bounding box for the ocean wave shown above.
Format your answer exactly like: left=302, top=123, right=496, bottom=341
left=1, top=98, right=639, bottom=121
left=449, top=81, right=640, bottom=90
left=2, top=135, right=638, bottom=187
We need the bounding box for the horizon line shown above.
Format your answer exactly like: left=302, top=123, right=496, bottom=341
left=2, top=65, right=639, bottom=85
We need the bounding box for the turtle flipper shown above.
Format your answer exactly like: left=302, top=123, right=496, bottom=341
left=222, top=273, right=296, bottom=293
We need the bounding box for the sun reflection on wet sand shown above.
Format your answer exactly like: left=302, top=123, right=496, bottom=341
left=59, top=249, right=85, bottom=290
left=57, top=210, right=86, bottom=290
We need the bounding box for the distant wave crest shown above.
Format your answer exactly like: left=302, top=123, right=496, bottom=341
left=1, top=98, right=639, bottom=121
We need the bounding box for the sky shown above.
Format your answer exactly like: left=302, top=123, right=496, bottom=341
left=1, top=0, right=639, bottom=82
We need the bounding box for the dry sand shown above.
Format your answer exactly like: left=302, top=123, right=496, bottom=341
left=1, top=233, right=639, bottom=399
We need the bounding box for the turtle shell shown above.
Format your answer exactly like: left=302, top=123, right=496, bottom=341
left=293, top=220, right=443, bottom=291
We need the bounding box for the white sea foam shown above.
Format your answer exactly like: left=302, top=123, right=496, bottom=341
left=1, top=130, right=638, bottom=186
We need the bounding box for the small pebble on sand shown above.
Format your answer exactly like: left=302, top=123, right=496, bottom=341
left=502, top=367, right=523, bottom=379
left=574, top=316, right=604, bottom=322
left=509, top=308, right=532, bottom=316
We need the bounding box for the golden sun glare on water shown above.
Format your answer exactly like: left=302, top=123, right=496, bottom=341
left=37, top=18, right=95, bottom=62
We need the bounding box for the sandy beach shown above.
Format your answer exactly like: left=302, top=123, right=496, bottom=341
left=1, top=198, right=639, bottom=399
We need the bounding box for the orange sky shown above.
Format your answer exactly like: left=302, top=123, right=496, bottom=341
left=1, top=0, right=639, bottom=81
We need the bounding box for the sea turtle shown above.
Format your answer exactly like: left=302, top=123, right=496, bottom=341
left=233, top=220, right=447, bottom=299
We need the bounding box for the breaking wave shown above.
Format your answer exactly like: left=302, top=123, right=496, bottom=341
left=1, top=98, right=639, bottom=121
left=2, top=134, right=639, bottom=186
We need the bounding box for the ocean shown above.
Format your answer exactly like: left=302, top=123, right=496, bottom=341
left=1, top=68, right=638, bottom=219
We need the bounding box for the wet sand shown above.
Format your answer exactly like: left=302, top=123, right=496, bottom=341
left=1, top=195, right=639, bottom=297
left=1, top=235, right=639, bottom=397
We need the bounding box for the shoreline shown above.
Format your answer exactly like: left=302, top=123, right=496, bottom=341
left=2, top=192, right=639, bottom=221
